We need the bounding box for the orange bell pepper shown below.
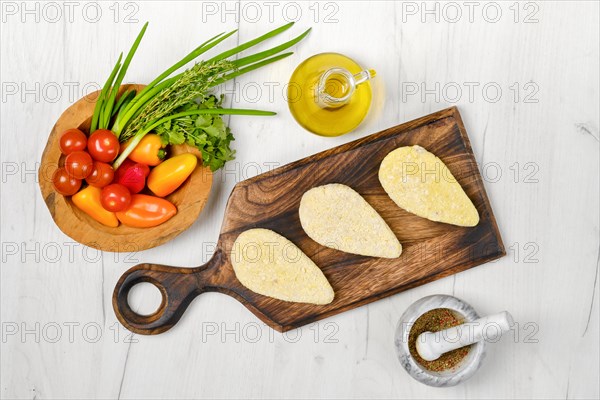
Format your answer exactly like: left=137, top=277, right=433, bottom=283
left=71, top=186, right=119, bottom=227
left=147, top=153, right=197, bottom=197
left=122, top=134, right=165, bottom=166
left=116, top=194, right=177, bottom=228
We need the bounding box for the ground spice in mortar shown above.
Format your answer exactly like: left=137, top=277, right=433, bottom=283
left=408, top=308, right=471, bottom=372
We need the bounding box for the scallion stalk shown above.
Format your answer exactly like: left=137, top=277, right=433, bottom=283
left=101, top=22, right=148, bottom=128
left=113, top=23, right=310, bottom=139
left=90, top=53, right=122, bottom=132
left=90, top=21, right=310, bottom=171
left=113, top=108, right=275, bottom=169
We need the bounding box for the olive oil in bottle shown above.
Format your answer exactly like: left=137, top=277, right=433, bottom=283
left=288, top=53, right=376, bottom=137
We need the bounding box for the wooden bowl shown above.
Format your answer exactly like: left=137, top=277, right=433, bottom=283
left=38, top=84, right=213, bottom=252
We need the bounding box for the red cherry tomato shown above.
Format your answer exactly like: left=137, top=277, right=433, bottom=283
left=64, top=151, right=93, bottom=179
left=101, top=183, right=131, bottom=212
left=52, top=167, right=82, bottom=196
left=59, top=129, right=87, bottom=155
left=88, top=130, right=120, bottom=162
left=85, top=161, right=114, bottom=188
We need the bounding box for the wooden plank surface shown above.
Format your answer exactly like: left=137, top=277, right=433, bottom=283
left=1, top=1, right=598, bottom=399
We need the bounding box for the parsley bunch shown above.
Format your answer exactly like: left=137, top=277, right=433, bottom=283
left=155, top=96, right=235, bottom=172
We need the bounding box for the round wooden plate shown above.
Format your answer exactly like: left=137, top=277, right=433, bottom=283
left=38, top=84, right=213, bottom=252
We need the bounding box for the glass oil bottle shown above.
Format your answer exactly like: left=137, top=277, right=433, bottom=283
left=287, top=53, right=376, bottom=137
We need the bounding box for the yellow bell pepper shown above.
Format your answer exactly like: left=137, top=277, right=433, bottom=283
left=72, top=186, right=119, bottom=227
left=122, top=134, right=165, bottom=166
left=147, top=153, right=197, bottom=197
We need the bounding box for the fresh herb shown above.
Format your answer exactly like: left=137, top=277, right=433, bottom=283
left=119, top=60, right=232, bottom=142
left=155, top=96, right=235, bottom=172
left=103, top=22, right=310, bottom=170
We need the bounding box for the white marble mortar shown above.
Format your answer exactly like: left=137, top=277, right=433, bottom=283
left=394, top=295, right=487, bottom=387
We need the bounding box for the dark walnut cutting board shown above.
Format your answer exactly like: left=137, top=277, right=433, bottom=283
left=113, top=106, right=505, bottom=335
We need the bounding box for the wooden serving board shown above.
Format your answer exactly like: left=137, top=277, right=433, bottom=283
left=113, top=107, right=505, bottom=334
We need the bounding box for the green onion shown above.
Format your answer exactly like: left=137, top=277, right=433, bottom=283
left=90, top=22, right=148, bottom=133
left=90, top=53, right=122, bottom=132
left=114, top=23, right=309, bottom=139
left=113, top=108, right=275, bottom=169
left=101, top=23, right=148, bottom=128
left=112, top=30, right=240, bottom=133
left=90, top=21, right=310, bottom=171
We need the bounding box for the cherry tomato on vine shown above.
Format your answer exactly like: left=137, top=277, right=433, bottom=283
left=88, top=130, right=120, bottom=162
left=52, top=167, right=81, bottom=196
left=100, top=183, right=131, bottom=212
left=85, top=161, right=114, bottom=188
left=59, top=129, right=87, bottom=155
left=64, top=150, right=93, bottom=179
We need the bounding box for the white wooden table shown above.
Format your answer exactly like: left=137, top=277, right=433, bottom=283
left=1, top=1, right=598, bottom=398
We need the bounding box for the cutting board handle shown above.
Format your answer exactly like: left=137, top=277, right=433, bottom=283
left=112, top=250, right=223, bottom=335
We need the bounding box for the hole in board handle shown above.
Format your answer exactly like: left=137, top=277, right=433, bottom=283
left=127, top=282, right=164, bottom=317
